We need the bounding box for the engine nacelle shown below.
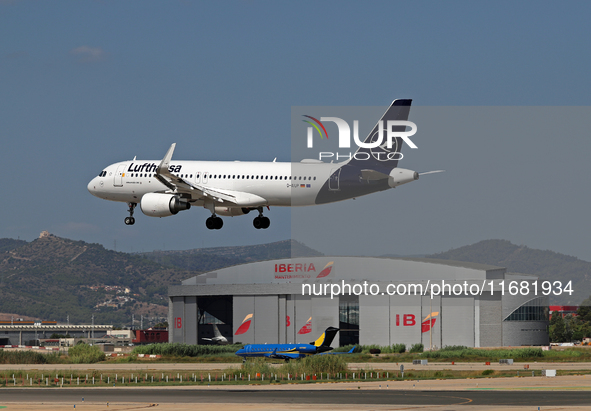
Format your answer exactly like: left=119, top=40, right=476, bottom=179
left=140, top=193, right=191, bottom=217
left=214, top=206, right=251, bottom=217
left=388, top=168, right=419, bottom=188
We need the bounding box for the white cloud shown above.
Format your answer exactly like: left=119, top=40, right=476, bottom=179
left=70, top=46, right=106, bottom=63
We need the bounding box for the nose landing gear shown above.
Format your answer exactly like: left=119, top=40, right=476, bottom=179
left=253, top=207, right=270, bottom=229
left=124, top=203, right=136, bottom=225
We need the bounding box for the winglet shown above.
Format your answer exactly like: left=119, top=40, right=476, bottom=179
left=157, top=143, right=176, bottom=175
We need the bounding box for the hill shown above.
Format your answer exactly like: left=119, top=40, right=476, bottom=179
left=139, top=239, right=323, bottom=271
left=0, top=233, right=321, bottom=327
left=427, top=240, right=591, bottom=304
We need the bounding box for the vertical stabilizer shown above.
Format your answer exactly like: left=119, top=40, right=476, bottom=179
left=311, top=327, right=340, bottom=348
left=348, top=99, right=412, bottom=173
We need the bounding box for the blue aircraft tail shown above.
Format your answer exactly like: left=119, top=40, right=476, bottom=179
left=311, top=327, right=339, bottom=353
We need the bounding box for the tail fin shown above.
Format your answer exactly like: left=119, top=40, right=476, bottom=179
left=311, top=327, right=339, bottom=348
left=348, top=99, right=412, bottom=173
left=212, top=323, right=222, bottom=338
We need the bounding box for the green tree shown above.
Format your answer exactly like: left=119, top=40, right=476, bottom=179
left=563, top=314, right=576, bottom=342
left=577, top=295, right=591, bottom=323
left=550, top=313, right=565, bottom=342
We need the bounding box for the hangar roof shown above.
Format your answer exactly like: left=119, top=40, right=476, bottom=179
left=180, top=256, right=506, bottom=287
left=396, top=257, right=504, bottom=271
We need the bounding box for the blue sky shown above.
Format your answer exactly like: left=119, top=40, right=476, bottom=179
left=1, top=1, right=590, bottom=260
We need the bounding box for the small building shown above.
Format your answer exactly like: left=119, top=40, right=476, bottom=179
left=0, top=324, right=113, bottom=346
left=132, top=329, right=168, bottom=345
left=549, top=305, right=578, bottom=319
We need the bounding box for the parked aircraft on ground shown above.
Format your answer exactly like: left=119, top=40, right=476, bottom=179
left=234, top=327, right=354, bottom=361
left=202, top=324, right=229, bottom=345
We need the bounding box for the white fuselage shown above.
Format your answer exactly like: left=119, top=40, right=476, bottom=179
left=88, top=159, right=338, bottom=208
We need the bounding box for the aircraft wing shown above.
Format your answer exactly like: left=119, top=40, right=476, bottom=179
left=155, top=144, right=267, bottom=207
left=263, top=347, right=303, bottom=360
left=318, top=347, right=356, bottom=355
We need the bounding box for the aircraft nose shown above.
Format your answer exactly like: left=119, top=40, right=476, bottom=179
left=87, top=178, right=98, bottom=196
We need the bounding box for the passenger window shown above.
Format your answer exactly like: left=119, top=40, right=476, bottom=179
left=299, top=176, right=302, bottom=180
left=279, top=176, right=282, bottom=180
left=313, top=177, right=316, bottom=180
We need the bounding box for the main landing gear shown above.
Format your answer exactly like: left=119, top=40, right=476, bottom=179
left=206, top=215, right=223, bottom=230
left=253, top=207, right=270, bottom=229
left=124, top=203, right=136, bottom=225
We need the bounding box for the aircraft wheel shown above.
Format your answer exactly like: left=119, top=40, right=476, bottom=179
left=261, top=217, right=270, bottom=229
left=253, top=216, right=262, bottom=229
left=124, top=217, right=135, bottom=225
left=214, top=217, right=223, bottom=230
left=206, top=217, right=216, bottom=230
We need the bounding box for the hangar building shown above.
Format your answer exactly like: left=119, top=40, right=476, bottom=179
left=168, top=257, right=549, bottom=348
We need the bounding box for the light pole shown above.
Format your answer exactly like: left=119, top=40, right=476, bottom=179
left=429, top=298, right=432, bottom=351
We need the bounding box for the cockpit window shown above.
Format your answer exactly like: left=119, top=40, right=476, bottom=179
left=98, top=171, right=106, bottom=177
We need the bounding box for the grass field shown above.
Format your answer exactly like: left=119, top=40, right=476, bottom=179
left=2, top=345, right=591, bottom=365
left=0, top=367, right=589, bottom=388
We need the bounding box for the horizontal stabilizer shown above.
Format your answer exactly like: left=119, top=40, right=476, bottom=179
left=361, top=169, right=389, bottom=181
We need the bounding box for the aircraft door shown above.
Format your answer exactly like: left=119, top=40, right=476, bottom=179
left=195, top=171, right=201, bottom=184
left=328, top=168, right=341, bottom=191
left=203, top=172, right=209, bottom=184
left=114, top=165, right=125, bottom=187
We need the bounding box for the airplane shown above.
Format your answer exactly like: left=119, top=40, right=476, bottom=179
left=87, top=99, right=442, bottom=230
left=201, top=324, right=229, bottom=345
left=234, top=326, right=353, bottom=361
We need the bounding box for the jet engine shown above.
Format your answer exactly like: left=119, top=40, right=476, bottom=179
left=140, top=193, right=191, bottom=217
left=214, top=206, right=251, bottom=217
left=388, top=168, right=419, bottom=188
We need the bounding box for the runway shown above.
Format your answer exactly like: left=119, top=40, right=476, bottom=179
left=1, top=388, right=591, bottom=406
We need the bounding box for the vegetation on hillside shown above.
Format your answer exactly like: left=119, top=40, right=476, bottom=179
left=428, top=239, right=591, bottom=304
left=140, top=239, right=322, bottom=271
left=0, top=235, right=320, bottom=327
